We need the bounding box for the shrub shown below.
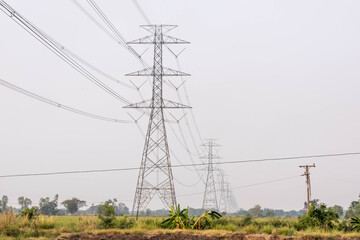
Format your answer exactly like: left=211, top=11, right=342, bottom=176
left=97, top=203, right=116, bottom=229
left=21, top=207, right=38, bottom=220
left=243, top=224, right=257, bottom=234
left=261, top=225, right=274, bottom=234
left=298, top=203, right=339, bottom=230
left=117, top=215, right=135, bottom=229
left=337, top=219, right=352, bottom=232
left=238, top=214, right=253, bottom=227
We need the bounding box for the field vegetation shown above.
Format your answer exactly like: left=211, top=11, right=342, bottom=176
left=1, top=195, right=360, bottom=239
left=1, top=207, right=360, bottom=239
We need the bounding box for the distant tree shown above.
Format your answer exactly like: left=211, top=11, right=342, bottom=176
left=145, top=208, right=151, bottom=216
left=61, top=198, right=86, bottom=215
left=263, top=208, right=275, bottom=217
left=346, top=202, right=360, bottom=219
left=0, top=195, right=9, bottom=213
left=304, top=199, right=320, bottom=210
left=18, top=196, right=32, bottom=211
left=248, top=204, right=263, bottom=217
left=332, top=205, right=344, bottom=218
left=118, top=202, right=129, bottom=215
left=39, top=194, right=59, bottom=215
left=345, top=194, right=360, bottom=219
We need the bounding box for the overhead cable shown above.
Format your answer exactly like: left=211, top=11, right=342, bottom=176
left=0, top=78, right=130, bottom=123
left=86, top=0, right=142, bottom=61
left=131, top=0, right=151, bottom=25
left=1, top=151, right=359, bottom=179
left=0, top=0, right=132, bottom=105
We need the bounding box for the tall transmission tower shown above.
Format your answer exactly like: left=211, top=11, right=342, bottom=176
left=124, top=25, right=190, bottom=218
left=299, top=163, right=316, bottom=212
left=201, top=139, right=221, bottom=211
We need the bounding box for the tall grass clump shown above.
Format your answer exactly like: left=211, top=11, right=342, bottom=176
left=0, top=211, right=21, bottom=237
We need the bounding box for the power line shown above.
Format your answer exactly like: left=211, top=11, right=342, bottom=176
left=131, top=0, right=151, bottom=25
left=71, top=0, right=155, bottom=101
left=0, top=0, right=131, bottom=105
left=86, top=0, right=143, bottom=61
left=0, top=78, right=130, bottom=123
left=71, top=0, right=132, bottom=52
left=1, top=151, right=359, bottom=179
left=177, top=175, right=302, bottom=198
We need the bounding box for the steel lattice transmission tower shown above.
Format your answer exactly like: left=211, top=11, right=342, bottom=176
left=201, top=139, right=221, bottom=211
left=218, top=171, right=229, bottom=213
left=124, top=25, right=190, bottom=217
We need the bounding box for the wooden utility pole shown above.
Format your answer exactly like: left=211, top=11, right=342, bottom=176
left=299, top=164, right=316, bottom=212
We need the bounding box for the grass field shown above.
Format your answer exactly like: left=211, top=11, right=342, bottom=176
left=1, top=213, right=360, bottom=239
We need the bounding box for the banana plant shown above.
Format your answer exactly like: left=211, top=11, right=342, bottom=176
left=161, top=204, right=191, bottom=229
left=351, top=217, right=360, bottom=232
left=193, top=210, right=222, bottom=230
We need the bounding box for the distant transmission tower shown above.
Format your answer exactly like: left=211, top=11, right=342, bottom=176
left=201, top=139, right=221, bottom=211
left=124, top=25, right=190, bottom=218
left=218, top=171, right=228, bottom=213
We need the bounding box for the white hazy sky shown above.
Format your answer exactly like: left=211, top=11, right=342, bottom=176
left=1, top=0, right=360, bottom=212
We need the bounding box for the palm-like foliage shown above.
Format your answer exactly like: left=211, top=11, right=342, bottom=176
left=161, top=204, right=191, bottom=229
left=162, top=205, right=222, bottom=230
left=193, top=210, right=222, bottom=230
left=351, top=217, right=360, bottom=232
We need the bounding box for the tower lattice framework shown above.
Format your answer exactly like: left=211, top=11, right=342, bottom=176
left=124, top=25, right=190, bottom=217
left=201, top=139, right=221, bottom=211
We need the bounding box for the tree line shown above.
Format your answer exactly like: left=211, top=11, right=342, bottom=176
left=1, top=194, right=360, bottom=218
left=0, top=195, right=129, bottom=216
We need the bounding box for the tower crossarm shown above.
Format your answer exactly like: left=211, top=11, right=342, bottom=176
left=125, top=67, right=190, bottom=77
left=124, top=99, right=191, bottom=109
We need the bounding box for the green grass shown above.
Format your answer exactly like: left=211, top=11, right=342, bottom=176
left=1, top=213, right=360, bottom=239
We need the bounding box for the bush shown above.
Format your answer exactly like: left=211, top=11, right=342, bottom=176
left=117, top=216, right=135, bottom=229
left=21, top=207, right=38, bottom=220
left=261, top=225, right=274, bottom=234
left=243, top=224, right=257, bottom=234
left=97, top=203, right=116, bottom=229
left=238, top=214, right=253, bottom=227
left=337, top=219, right=352, bottom=232
left=298, top=203, right=339, bottom=230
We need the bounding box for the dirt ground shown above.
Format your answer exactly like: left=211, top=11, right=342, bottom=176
left=58, top=232, right=359, bottom=240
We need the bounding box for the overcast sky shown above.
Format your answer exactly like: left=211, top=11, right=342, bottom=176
left=1, top=0, right=360, bottom=212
